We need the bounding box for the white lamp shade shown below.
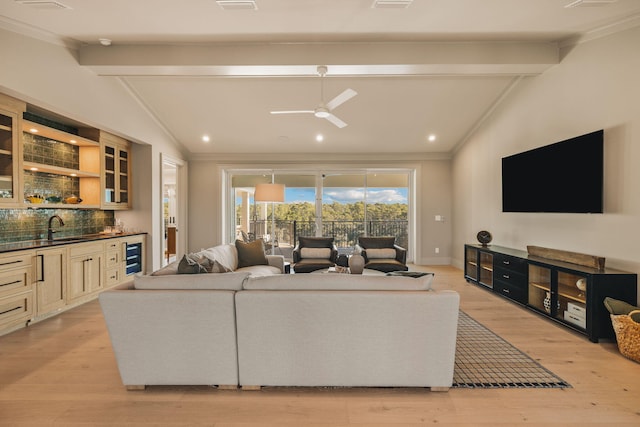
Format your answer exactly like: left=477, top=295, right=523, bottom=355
left=254, top=183, right=285, bottom=203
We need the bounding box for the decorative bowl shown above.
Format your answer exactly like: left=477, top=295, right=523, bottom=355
left=27, top=195, right=45, bottom=204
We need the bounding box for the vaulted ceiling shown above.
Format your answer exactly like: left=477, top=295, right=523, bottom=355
left=2, top=0, right=639, bottom=155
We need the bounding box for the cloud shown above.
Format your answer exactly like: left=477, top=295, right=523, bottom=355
left=324, top=188, right=407, bottom=204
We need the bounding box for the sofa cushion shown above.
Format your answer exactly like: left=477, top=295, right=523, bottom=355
left=300, top=247, right=332, bottom=259
left=134, top=271, right=250, bottom=290
left=244, top=273, right=433, bottom=291
left=298, top=236, right=334, bottom=248
left=237, top=264, right=282, bottom=277
left=358, top=237, right=396, bottom=249
left=235, top=239, right=268, bottom=268
left=177, top=253, right=213, bottom=274
left=365, top=248, right=397, bottom=259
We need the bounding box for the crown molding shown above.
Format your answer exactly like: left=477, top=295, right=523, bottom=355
left=0, top=15, right=81, bottom=50
left=559, top=12, right=640, bottom=48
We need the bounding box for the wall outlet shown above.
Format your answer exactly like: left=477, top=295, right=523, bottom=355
left=435, top=247, right=440, bottom=254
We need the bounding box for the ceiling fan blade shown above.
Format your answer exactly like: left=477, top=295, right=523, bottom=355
left=324, top=113, right=348, bottom=129
left=325, top=88, right=357, bottom=111
left=270, top=110, right=315, bottom=115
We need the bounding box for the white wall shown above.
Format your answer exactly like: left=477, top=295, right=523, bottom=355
left=0, top=28, right=187, bottom=272
left=188, top=157, right=452, bottom=265
left=452, top=25, right=640, bottom=300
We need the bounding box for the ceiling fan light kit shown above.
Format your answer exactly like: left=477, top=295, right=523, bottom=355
left=270, top=65, right=357, bottom=129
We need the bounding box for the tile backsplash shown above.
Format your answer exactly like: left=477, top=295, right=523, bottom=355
left=0, top=209, right=114, bottom=243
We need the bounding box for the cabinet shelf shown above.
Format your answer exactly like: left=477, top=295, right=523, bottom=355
left=23, top=120, right=98, bottom=147
left=0, top=149, right=11, bottom=156
left=0, top=124, right=11, bottom=132
left=23, top=161, right=99, bottom=178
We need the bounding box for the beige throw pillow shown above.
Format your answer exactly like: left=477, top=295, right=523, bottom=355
left=365, top=248, right=397, bottom=259
left=300, top=247, right=331, bottom=259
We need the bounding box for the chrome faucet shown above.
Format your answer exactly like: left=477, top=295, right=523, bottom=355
left=47, top=215, right=65, bottom=241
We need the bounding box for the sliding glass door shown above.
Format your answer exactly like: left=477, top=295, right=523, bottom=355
left=228, top=169, right=411, bottom=259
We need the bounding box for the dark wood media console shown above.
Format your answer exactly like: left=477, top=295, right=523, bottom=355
left=464, top=244, right=637, bottom=342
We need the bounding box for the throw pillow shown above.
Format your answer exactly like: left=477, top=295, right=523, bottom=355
left=298, top=236, right=334, bottom=248
left=358, top=237, right=396, bottom=249
left=365, top=248, right=397, bottom=259
left=210, top=259, right=232, bottom=273
left=604, top=297, right=640, bottom=321
left=235, top=239, right=268, bottom=268
left=300, top=247, right=332, bottom=259
left=177, top=253, right=211, bottom=274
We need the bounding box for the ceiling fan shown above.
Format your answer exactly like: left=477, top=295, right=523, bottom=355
left=270, top=65, right=357, bottom=128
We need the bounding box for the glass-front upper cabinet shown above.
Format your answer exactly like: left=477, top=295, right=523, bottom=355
left=0, top=94, right=26, bottom=206
left=100, top=132, right=131, bottom=210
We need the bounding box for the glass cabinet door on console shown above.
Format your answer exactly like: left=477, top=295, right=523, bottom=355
left=528, top=265, right=553, bottom=315
left=464, top=244, right=493, bottom=289
left=479, top=252, right=494, bottom=289
left=556, top=271, right=587, bottom=329
left=464, top=246, right=479, bottom=282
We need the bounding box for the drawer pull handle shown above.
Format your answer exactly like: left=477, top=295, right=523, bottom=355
left=502, top=260, right=510, bottom=265
left=0, top=280, right=22, bottom=287
left=503, top=288, right=510, bottom=293
left=0, top=306, right=22, bottom=316
left=503, top=274, right=510, bottom=279
left=0, top=260, right=23, bottom=267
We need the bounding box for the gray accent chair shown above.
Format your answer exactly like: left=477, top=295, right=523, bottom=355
left=292, top=236, right=338, bottom=273
left=355, top=236, right=409, bottom=273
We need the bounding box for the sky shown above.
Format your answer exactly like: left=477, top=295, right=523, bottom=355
left=247, top=187, right=408, bottom=204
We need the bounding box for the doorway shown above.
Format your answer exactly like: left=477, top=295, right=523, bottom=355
left=161, top=155, right=186, bottom=266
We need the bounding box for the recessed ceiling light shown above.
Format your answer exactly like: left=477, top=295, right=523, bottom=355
left=30, top=167, right=38, bottom=171
left=99, top=38, right=112, bottom=46
left=70, top=173, right=77, bottom=177
left=30, top=128, right=38, bottom=133
left=202, top=135, right=210, bottom=143
left=316, top=134, right=324, bottom=142
left=69, top=139, right=77, bottom=144
left=565, top=0, right=617, bottom=7
left=216, top=0, right=257, bottom=10
left=428, top=134, right=436, bottom=142
left=372, top=0, right=413, bottom=9
left=13, top=1, right=72, bottom=10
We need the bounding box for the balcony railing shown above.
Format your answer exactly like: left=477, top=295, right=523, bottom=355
left=243, top=219, right=408, bottom=250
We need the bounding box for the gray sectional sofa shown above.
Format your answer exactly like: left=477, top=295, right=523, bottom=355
left=99, top=243, right=460, bottom=391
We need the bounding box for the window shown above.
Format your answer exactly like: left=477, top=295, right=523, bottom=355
left=228, top=169, right=412, bottom=260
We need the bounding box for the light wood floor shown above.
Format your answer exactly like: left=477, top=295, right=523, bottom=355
left=1, top=265, right=639, bottom=426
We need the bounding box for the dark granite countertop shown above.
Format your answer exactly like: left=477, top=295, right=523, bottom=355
left=0, top=232, right=146, bottom=254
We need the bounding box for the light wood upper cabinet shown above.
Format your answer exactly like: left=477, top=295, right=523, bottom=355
left=79, top=129, right=132, bottom=210
left=0, top=94, right=26, bottom=207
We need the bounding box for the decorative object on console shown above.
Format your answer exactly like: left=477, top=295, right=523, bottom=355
left=576, top=278, right=587, bottom=297
left=527, top=245, right=605, bottom=270
left=348, top=253, right=365, bottom=274
left=476, top=230, right=492, bottom=246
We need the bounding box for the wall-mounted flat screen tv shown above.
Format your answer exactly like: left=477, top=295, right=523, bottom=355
left=502, top=130, right=603, bottom=213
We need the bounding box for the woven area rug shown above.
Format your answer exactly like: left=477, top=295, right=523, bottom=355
left=454, top=311, right=571, bottom=389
